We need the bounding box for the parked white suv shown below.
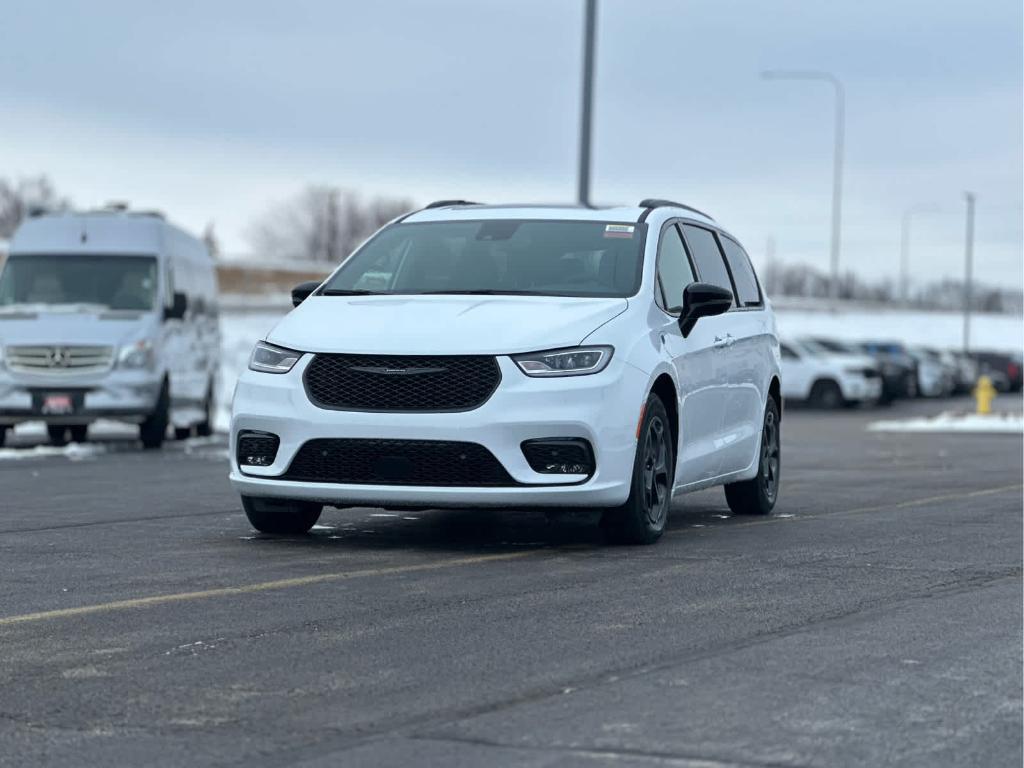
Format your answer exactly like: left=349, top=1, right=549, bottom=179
left=230, top=200, right=782, bottom=544
left=780, top=338, right=881, bottom=407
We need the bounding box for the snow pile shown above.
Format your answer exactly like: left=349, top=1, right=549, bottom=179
left=775, top=306, right=1022, bottom=352
left=868, top=411, right=1023, bottom=434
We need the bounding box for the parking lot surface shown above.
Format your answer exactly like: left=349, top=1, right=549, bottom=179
left=1, top=397, right=1021, bottom=767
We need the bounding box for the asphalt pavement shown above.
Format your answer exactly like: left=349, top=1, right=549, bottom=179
left=0, top=397, right=1021, bottom=767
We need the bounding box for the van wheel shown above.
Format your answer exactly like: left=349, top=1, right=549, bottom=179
left=48, top=425, right=69, bottom=447
left=601, top=394, right=673, bottom=545
left=809, top=379, right=844, bottom=409
left=242, top=496, right=322, bottom=535
left=140, top=382, right=170, bottom=450
left=69, top=425, right=88, bottom=443
left=196, top=383, right=214, bottom=437
left=0, top=426, right=6, bottom=447
left=725, top=396, right=780, bottom=516
left=174, top=426, right=192, bottom=440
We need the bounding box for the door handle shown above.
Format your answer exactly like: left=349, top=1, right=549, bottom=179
left=713, top=333, right=735, bottom=349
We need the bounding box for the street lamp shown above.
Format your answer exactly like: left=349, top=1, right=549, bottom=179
left=577, top=0, right=598, bottom=206
left=899, top=204, right=939, bottom=306
left=963, top=192, right=976, bottom=353
left=761, top=70, right=845, bottom=307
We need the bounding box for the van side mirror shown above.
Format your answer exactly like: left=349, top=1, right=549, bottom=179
left=291, top=281, right=321, bottom=307
left=164, top=291, right=188, bottom=321
left=679, top=282, right=732, bottom=337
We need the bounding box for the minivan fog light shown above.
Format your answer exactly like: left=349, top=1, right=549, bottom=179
left=522, top=438, right=595, bottom=476
left=237, top=430, right=280, bottom=469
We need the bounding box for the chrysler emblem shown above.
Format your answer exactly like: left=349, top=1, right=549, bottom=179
left=349, top=365, right=447, bottom=376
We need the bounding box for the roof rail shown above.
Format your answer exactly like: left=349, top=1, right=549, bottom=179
left=423, top=199, right=482, bottom=209
left=638, top=198, right=715, bottom=221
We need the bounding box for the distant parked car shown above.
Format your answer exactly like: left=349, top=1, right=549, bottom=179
left=780, top=339, right=882, bottom=408
left=859, top=341, right=922, bottom=399
left=810, top=336, right=914, bottom=404
left=970, top=350, right=1023, bottom=392
left=907, top=346, right=956, bottom=397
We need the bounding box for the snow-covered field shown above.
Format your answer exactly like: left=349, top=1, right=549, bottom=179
left=869, top=411, right=1023, bottom=434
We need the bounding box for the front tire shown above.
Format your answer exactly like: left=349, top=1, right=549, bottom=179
left=809, top=379, right=844, bottom=409
left=139, top=381, right=170, bottom=450
left=196, top=382, right=214, bottom=437
left=48, top=425, right=69, bottom=447
left=601, top=394, right=674, bottom=545
left=724, top=395, right=780, bottom=516
left=69, top=425, right=88, bottom=443
left=242, top=496, right=322, bottom=535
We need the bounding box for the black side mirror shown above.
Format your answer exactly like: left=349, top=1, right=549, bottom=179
left=679, top=282, right=732, bottom=337
left=291, top=281, right=321, bottom=308
left=164, top=291, right=188, bottom=321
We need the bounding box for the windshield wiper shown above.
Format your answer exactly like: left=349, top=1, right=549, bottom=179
left=319, top=289, right=388, bottom=296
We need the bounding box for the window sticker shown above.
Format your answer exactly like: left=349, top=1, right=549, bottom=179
left=604, top=224, right=635, bottom=238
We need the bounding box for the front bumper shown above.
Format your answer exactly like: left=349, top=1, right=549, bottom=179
left=229, top=355, right=645, bottom=508
left=0, top=367, right=162, bottom=425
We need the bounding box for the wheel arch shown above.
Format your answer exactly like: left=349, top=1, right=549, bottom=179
left=650, top=372, right=679, bottom=472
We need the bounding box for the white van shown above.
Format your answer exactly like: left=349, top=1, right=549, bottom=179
left=0, top=206, right=220, bottom=448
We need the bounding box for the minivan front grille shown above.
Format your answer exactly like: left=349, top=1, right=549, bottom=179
left=303, top=354, right=501, bottom=412
left=281, top=438, right=517, bottom=486
left=5, top=345, right=115, bottom=374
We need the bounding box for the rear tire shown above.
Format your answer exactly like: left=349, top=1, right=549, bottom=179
left=69, top=425, right=88, bottom=443
left=601, top=394, right=674, bottom=545
left=0, top=426, right=8, bottom=447
left=242, top=496, right=322, bottom=535
left=139, top=381, right=169, bottom=450
left=174, top=426, right=193, bottom=440
left=809, top=379, right=843, bottom=409
left=724, top=396, right=780, bottom=516
left=47, top=425, right=69, bottom=447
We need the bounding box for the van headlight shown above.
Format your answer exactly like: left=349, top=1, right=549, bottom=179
left=512, top=346, right=613, bottom=377
left=249, top=341, right=302, bottom=374
left=118, top=340, right=155, bottom=369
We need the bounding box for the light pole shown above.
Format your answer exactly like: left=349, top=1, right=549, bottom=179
left=899, top=204, right=939, bottom=306
left=577, top=0, right=597, bottom=206
left=761, top=70, right=845, bottom=307
left=963, top=192, right=976, bottom=353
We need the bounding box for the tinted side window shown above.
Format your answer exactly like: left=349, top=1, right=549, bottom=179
left=680, top=225, right=734, bottom=306
left=719, top=236, right=762, bottom=306
left=656, top=225, right=695, bottom=312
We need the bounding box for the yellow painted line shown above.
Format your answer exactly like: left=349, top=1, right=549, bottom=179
left=0, top=550, right=537, bottom=627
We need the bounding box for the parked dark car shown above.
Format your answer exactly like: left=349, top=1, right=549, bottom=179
left=970, top=350, right=1023, bottom=392
left=811, top=338, right=916, bottom=404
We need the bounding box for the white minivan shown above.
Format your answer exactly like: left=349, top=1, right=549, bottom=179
left=0, top=206, right=220, bottom=448
left=231, top=201, right=782, bottom=544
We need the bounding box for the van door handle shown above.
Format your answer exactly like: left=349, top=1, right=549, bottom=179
left=713, top=335, right=729, bottom=349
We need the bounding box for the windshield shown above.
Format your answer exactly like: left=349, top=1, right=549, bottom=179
left=319, top=219, right=646, bottom=298
left=0, top=254, right=159, bottom=311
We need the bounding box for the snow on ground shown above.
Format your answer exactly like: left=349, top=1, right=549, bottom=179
left=216, top=310, right=286, bottom=432
left=868, top=411, right=1023, bottom=434
left=0, top=441, right=107, bottom=461
left=774, top=305, right=1022, bottom=351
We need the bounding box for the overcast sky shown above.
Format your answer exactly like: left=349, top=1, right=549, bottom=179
left=2, top=0, right=1021, bottom=288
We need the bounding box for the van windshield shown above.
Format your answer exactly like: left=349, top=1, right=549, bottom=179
left=319, top=219, right=646, bottom=298
left=0, top=254, right=159, bottom=311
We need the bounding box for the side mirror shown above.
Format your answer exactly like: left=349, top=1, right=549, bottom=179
left=679, top=282, right=732, bottom=337
left=164, top=291, right=188, bottom=321
left=291, top=281, right=321, bottom=308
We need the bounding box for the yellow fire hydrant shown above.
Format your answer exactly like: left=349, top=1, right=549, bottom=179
left=974, top=375, right=996, bottom=415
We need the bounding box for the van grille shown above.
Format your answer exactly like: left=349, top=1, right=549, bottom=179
left=281, top=438, right=517, bottom=486
left=303, top=354, right=500, bottom=412
left=5, top=345, right=115, bottom=374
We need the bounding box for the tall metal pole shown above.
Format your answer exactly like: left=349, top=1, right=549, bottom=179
left=761, top=70, right=845, bottom=308
left=963, top=192, right=976, bottom=353
left=576, top=0, right=597, bottom=206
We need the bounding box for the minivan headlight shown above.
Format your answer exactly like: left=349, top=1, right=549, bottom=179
left=118, top=340, right=155, bottom=369
left=512, top=346, right=613, bottom=377
left=249, top=341, right=302, bottom=374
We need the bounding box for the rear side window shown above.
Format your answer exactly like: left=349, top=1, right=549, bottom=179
left=656, top=225, right=695, bottom=312
left=719, top=236, right=762, bottom=307
left=680, top=225, right=734, bottom=306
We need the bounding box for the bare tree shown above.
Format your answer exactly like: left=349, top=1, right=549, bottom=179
left=246, top=186, right=414, bottom=264
left=202, top=222, right=221, bottom=260
left=0, top=176, right=70, bottom=238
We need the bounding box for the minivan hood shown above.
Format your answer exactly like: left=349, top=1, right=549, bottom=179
left=267, top=295, right=629, bottom=355
left=0, top=309, right=154, bottom=348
